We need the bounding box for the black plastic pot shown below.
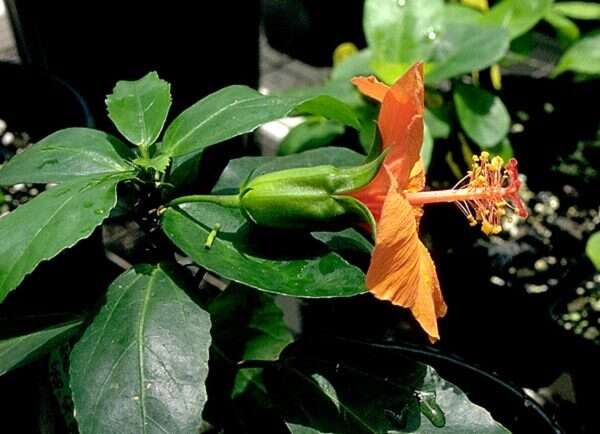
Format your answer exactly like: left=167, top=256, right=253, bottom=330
left=6, top=0, right=260, bottom=131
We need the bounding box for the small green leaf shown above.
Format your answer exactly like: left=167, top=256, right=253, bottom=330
left=278, top=119, right=346, bottom=156
left=454, top=84, right=510, bottom=148
left=364, top=0, right=445, bottom=64
left=554, top=2, right=600, bottom=20
left=106, top=71, right=171, bottom=147
left=545, top=10, right=581, bottom=43
left=295, top=96, right=362, bottom=130
left=70, top=264, right=211, bottom=434
left=208, top=285, right=293, bottom=399
left=0, top=128, right=134, bottom=185
left=331, top=49, right=374, bottom=82
left=554, top=30, right=600, bottom=75
left=586, top=231, right=600, bottom=270
left=133, top=154, right=171, bottom=174
left=0, top=173, right=132, bottom=302
left=422, top=124, right=434, bottom=170
left=0, top=320, right=82, bottom=376
left=482, top=0, right=554, bottom=39
left=162, top=86, right=303, bottom=158
left=286, top=423, right=332, bottom=434
left=487, top=138, right=514, bottom=161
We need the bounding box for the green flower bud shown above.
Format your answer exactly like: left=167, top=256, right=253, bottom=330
left=238, top=153, right=384, bottom=233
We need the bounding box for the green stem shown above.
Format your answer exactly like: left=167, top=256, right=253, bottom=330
left=139, top=144, right=151, bottom=159
left=167, top=194, right=240, bottom=208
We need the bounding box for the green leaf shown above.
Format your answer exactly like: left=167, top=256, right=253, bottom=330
left=545, top=9, right=581, bottom=43
left=162, top=85, right=303, bottom=158
left=106, top=71, right=171, bottom=147
left=454, top=84, right=510, bottom=148
left=161, top=204, right=366, bottom=298
left=0, top=320, right=82, bottom=376
left=425, top=107, right=452, bottom=139
left=554, top=30, right=600, bottom=75
left=426, top=23, right=510, bottom=84
left=422, top=124, right=434, bottom=170
left=0, top=128, right=134, bottom=185
left=268, top=338, right=510, bottom=434
left=331, top=49, right=374, bottom=82
left=586, top=231, right=600, bottom=270
left=364, top=0, right=445, bottom=64
left=70, top=264, right=211, bottom=434
left=208, top=285, right=293, bottom=399
left=487, top=138, right=514, bottom=161
left=287, top=423, right=332, bottom=434
left=295, top=96, right=362, bottom=130
left=554, top=2, right=600, bottom=20
left=133, top=154, right=171, bottom=174
left=482, top=0, right=554, bottom=39
left=0, top=173, right=132, bottom=302
left=278, top=119, right=346, bottom=156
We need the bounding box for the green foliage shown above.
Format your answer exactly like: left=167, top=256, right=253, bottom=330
left=278, top=119, right=346, bottom=156
left=0, top=173, right=132, bottom=302
left=0, top=320, right=82, bottom=376
left=586, top=231, right=600, bottom=270
left=0, top=128, right=134, bottom=185
left=554, top=2, right=600, bottom=20
left=106, top=71, right=171, bottom=148
left=554, top=30, right=600, bottom=75
left=454, top=84, right=511, bottom=148
left=70, top=265, right=211, bottom=434
left=482, top=0, right=555, bottom=39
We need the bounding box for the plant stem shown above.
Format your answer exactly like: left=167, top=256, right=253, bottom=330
left=167, top=194, right=240, bottom=208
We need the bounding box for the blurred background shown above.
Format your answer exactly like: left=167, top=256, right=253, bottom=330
left=0, top=1, right=599, bottom=433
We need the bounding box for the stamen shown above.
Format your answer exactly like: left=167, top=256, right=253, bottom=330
left=405, top=153, right=528, bottom=235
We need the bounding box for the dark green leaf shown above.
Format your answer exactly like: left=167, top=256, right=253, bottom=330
left=0, top=128, right=134, bottom=185
left=482, top=0, right=554, bottom=39
left=212, top=156, right=275, bottom=195
left=295, top=96, right=362, bottom=130
left=106, top=71, right=171, bottom=147
left=0, top=320, right=82, bottom=376
left=426, top=23, right=510, bottom=84
left=364, top=0, right=445, bottom=64
left=554, top=2, right=600, bottom=20
left=161, top=204, right=366, bottom=298
left=278, top=119, right=346, bottom=156
left=0, top=173, right=132, bottom=302
left=70, top=264, right=211, bottom=434
left=268, top=338, right=510, bottom=434
left=208, top=285, right=293, bottom=399
left=162, top=86, right=303, bottom=158
left=554, top=30, right=600, bottom=75
left=425, top=107, right=452, bottom=139
left=586, top=231, right=600, bottom=270
left=454, top=84, right=510, bottom=148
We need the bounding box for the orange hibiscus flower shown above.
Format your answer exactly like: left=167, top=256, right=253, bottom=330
left=348, top=63, right=527, bottom=342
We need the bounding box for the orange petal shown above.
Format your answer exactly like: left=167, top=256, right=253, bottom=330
left=365, top=177, right=445, bottom=342
left=351, top=75, right=389, bottom=102
left=378, top=62, right=425, bottom=189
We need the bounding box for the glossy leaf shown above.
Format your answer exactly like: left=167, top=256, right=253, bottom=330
left=162, top=85, right=303, bottom=157
left=426, top=23, right=510, bottom=83
left=161, top=204, right=367, bottom=298
left=0, top=173, right=131, bottom=302
left=554, top=31, right=600, bottom=75
left=106, top=71, right=171, bottom=147
left=586, top=231, right=600, bottom=270
left=364, top=0, right=445, bottom=64
left=425, top=107, right=451, bottom=139
left=554, top=2, right=600, bottom=19
left=454, top=84, right=510, bottom=148
left=278, top=120, right=346, bottom=156
left=70, top=264, right=211, bottom=434
left=295, top=96, right=362, bottom=130
left=482, top=0, right=554, bottom=39
left=0, top=320, right=82, bottom=376
left=0, top=128, right=134, bottom=185
left=207, top=285, right=293, bottom=399
left=268, top=338, right=510, bottom=434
